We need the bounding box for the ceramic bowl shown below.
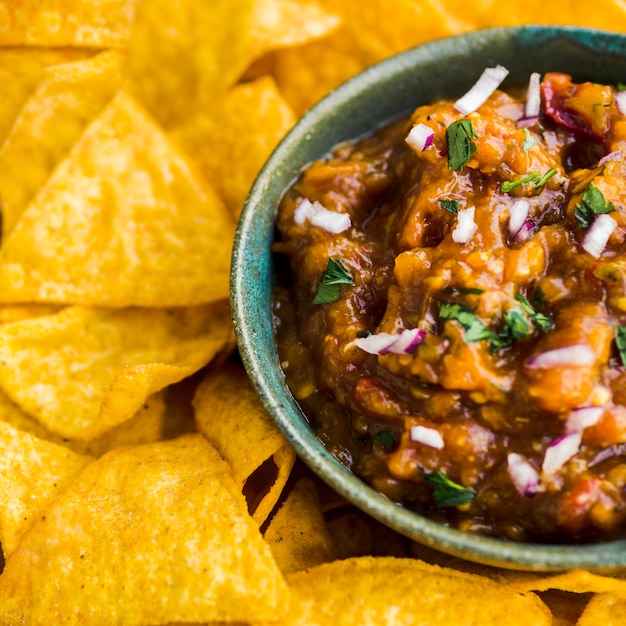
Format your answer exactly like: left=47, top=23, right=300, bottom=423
left=231, top=25, right=626, bottom=571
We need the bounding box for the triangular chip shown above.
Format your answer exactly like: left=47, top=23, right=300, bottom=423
left=0, top=303, right=233, bottom=439
left=0, top=90, right=234, bottom=306
left=0, top=435, right=288, bottom=624
left=278, top=557, right=551, bottom=625
left=0, top=421, right=92, bottom=559
left=194, top=363, right=296, bottom=524
left=173, top=75, right=296, bottom=218
left=0, top=50, right=124, bottom=236
left=0, top=0, right=134, bottom=47
left=578, top=593, right=626, bottom=625
left=127, top=0, right=339, bottom=128
left=264, top=478, right=336, bottom=574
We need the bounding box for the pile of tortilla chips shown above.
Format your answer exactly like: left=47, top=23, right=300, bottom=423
left=3, top=1, right=626, bottom=624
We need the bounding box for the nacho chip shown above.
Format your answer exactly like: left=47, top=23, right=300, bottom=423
left=0, top=435, right=288, bottom=624
left=577, top=592, right=626, bottom=625
left=0, top=0, right=134, bottom=47
left=264, top=478, right=336, bottom=574
left=127, top=0, right=339, bottom=128
left=0, top=90, right=235, bottom=306
left=193, top=363, right=296, bottom=524
left=278, top=556, right=551, bottom=625
left=0, top=421, right=92, bottom=558
left=0, top=303, right=232, bottom=440
left=507, top=568, right=626, bottom=596
left=172, top=75, right=296, bottom=217
left=0, top=50, right=124, bottom=236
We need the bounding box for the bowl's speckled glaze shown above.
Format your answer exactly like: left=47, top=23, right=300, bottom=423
left=231, top=26, right=626, bottom=571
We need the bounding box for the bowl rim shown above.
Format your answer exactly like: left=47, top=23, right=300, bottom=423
left=231, top=24, right=626, bottom=571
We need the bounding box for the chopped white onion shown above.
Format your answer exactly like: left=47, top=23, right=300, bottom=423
left=409, top=425, right=445, bottom=449
left=406, top=123, right=435, bottom=153
left=542, top=431, right=582, bottom=476
left=452, top=206, right=477, bottom=244
left=565, top=406, right=605, bottom=433
left=507, top=453, right=540, bottom=497
left=453, top=65, right=510, bottom=115
left=582, top=213, right=617, bottom=258
left=293, top=198, right=351, bottom=234
left=526, top=343, right=596, bottom=369
left=597, top=150, right=622, bottom=167
left=524, top=72, right=542, bottom=118
left=508, top=199, right=530, bottom=237
left=353, top=328, right=425, bottom=356
left=615, top=90, right=626, bottom=116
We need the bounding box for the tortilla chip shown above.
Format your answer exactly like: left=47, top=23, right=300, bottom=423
left=172, top=75, right=296, bottom=218
left=0, top=421, right=92, bottom=558
left=0, top=304, right=62, bottom=323
left=278, top=556, right=551, bottom=625
left=0, top=0, right=134, bottom=47
left=264, top=478, right=336, bottom=574
left=577, top=592, right=626, bottom=625
left=0, top=50, right=124, bottom=236
left=0, top=303, right=232, bottom=440
left=0, top=435, right=288, bottom=624
left=127, top=0, right=339, bottom=128
left=508, top=568, right=626, bottom=596
left=193, top=363, right=296, bottom=525
left=0, top=90, right=235, bottom=306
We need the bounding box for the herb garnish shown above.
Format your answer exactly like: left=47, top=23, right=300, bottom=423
left=501, top=168, right=558, bottom=193
left=515, top=293, right=554, bottom=332
left=439, top=302, right=493, bottom=342
left=446, top=119, right=477, bottom=171
left=312, top=257, right=353, bottom=304
left=374, top=431, right=395, bottom=450
left=616, top=326, right=626, bottom=367
left=522, top=128, right=537, bottom=152
left=489, top=307, right=530, bottom=351
left=439, top=199, right=459, bottom=214
left=427, top=471, right=476, bottom=507
left=574, top=182, right=615, bottom=229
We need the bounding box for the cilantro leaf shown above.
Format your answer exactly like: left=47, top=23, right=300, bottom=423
left=490, top=307, right=531, bottom=351
left=439, top=199, right=459, bottom=214
left=313, top=257, right=353, bottom=304
left=446, top=119, right=477, bottom=171
left=439, top=302, right=493, bottom=342
left=574, top=183, right=615, bottom=229
left=374, top=430, right=395, bottom=450
left=616, top=326, right=626, bottom=367
left=427, top=471, right=476, bottom=507
left=522, top=128, right=537, bottom=152
left=501, top=168, right=557, bottom=193
left=515, top=293, right=554, bottom=332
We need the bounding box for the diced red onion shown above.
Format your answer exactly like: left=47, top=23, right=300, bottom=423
left=508, top=199, right=530, bottom=237
left=409, top=425, right=445, bottom=449
left=293, top=198, right=351, bottom=234
left=353, top=328, right=425, bottom=356
left=525, top=72, right=542, bottom=118
left=507, top=453, right=540, bottom=497
left=597, top=150, right=622, bottom=167
left=565, top=406, right=604, bottom=433
left=526, top=343, right=596, bottom=369
left=543, top=130, right=558, bottom=151
left=514, top=218, right=535, bottom=243
left=615, top=90, right=626, bottom=116
left=453, top=65, right=510, bottom=115
left=542, top=431, right=582, bottom=476
left=406, top=123, right=435, bottom=153
left=581, top=213, right=617, bottom=258
left=452, top=206, right=477, bottom=244
left=517, top=116, right=539, bottom=128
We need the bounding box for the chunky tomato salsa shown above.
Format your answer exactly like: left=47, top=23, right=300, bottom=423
left=273, top=68, right=626, bottom=543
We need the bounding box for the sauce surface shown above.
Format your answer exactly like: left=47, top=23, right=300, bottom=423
left=273, top=72, right=626, bottom=543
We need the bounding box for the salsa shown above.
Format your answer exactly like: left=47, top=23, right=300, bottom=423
left=272, top=69, right=626, bottom=543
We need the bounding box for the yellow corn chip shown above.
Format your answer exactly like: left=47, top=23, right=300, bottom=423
left=0, top=435, right=288, bottom=624
left=508, top=568, right=626, bottom=596
left=127, top=0, right=339, bottom=128
left=193, top=363, right=296, bottom=525
left=278, top=557, right=551, bottom=625
left=0, top=90, right=235, bottom=306
left=0, top=0, right=134, bottom=47
left=0, top=421, right=92, bottom=558
left=0, top=303, right=232, bottom=440
left=172, top=75, right=296, bottom=218
left=0, top=50, right=124, bottom=236
left=577, top=593, right=626, bottom=625
left=264, top=478, right=336, bottom=574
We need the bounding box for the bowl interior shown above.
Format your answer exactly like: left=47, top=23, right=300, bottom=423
left=231, top=25, right=626, bottom=571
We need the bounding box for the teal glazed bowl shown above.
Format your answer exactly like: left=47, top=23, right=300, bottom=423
left=231, top=26, right=626, bottom=571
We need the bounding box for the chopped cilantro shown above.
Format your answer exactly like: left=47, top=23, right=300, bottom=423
left=374, top=430, right=395, bottom=450
left=522, top=128, right=537, bottom=152
left=501, top=168, right=557, bottom=193
left=515, top=293, right=554, bottom=332
left=439, top=302, right=493, bottom=342
left=616, top=326, right=626, bottom=367
left=439, top=199, right=459, bottom=214
left=446, top=119, right=477, bottom=171
left=312, top=257, right=353, bottom=304
left=427, top=471, right=476, bottom=507
left=530, top=285, right=546, bottom=308
left=490, top=307, right=531, bottom=351
left=574, top=182, right=615, bottom=229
